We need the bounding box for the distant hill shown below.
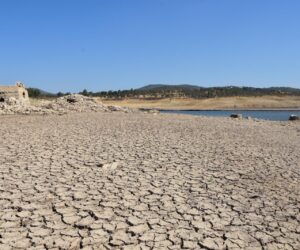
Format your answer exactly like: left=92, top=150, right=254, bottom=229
left=138, top=84, right=300, bottom=93
left=138, top=84, right=203, bottom=91
left=27, top=84, right=300, bottom=99
left=92, top=84, right=300, bottom=99
left=268, top=87, right=300, bottom=93
left=130, top=84, right=300, bottom=99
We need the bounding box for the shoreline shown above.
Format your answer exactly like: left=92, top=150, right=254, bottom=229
left=157, top=108, right=300, bottom=111
left=101, top=96, right=300, bottom=111
left=157, top=109, right=300, bottom=122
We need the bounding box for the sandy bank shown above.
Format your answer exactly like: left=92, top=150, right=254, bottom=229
left=102, top=95, right=300, bottom=110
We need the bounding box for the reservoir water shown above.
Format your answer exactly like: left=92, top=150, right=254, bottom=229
left=160, top=110, right=300, bottom=121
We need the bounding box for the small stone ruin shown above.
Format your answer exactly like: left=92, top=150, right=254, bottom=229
left=0, top=82, right=29, bottom=104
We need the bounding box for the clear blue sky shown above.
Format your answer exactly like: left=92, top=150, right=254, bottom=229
left=0, top=0, right=300, bottom=93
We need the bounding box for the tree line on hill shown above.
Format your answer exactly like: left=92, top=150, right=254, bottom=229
left=27, top=85, right=300, bottom=99
left=27, top=88, right=71, bottom=98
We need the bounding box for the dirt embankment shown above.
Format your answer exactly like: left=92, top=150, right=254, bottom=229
left=101, top=95, right=300, bottom=110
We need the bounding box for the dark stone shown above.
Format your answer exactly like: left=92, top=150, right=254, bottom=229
left=230, top=113, right=242, bottom=119
left=66, top=97, right=77, bottom=103
left=289, top=114, right=299, bottom=121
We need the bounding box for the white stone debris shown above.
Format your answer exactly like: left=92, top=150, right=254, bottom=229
left=0, top=94, right=134, bottom=115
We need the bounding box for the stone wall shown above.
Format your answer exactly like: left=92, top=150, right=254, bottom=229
left=0, top=83, right=29, bottom=103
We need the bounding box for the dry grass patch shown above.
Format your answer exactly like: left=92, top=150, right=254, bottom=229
left=101, top=96, right=300, bottom=110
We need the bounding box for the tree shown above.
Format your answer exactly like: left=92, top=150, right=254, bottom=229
left=81, top=89, right=88, bottom=96
left=27, top=88, right=41, bottom=98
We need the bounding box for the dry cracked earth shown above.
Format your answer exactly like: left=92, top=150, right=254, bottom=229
left=0, top=113, right=299, bottom=250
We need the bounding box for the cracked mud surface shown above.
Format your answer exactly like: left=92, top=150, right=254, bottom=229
left=0, top=113, right=299, bottom=249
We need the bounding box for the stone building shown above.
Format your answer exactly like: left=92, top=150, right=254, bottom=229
left=0, top=82, right=29, bottom=103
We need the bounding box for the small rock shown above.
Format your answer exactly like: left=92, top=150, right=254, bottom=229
left=289, top=114, right=299, bottom=121
left=230, top=113, right=242, bottom=119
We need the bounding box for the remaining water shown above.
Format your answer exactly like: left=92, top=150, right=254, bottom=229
left=160, top=110, right=300, bottom=121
